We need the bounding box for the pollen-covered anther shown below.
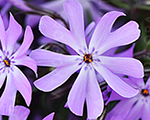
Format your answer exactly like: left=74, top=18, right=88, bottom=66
left=141, top=89, right=149, bottom=97
left=4, top=57, right=10, bottom=67
left=83, top=53, right=93, bottom=64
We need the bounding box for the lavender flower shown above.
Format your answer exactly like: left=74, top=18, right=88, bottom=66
left=0, top=13, right=36, bottom=115
left=30, top=0, right=143, bottom=119
left=105, top=77, right=150, bottom=120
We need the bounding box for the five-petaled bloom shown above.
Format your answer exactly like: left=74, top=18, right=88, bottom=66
left=105, top=77, right=150, bottom=120
left=0, top=13, right=37, bottom=115
left=30, top=0, right=144, bottom=119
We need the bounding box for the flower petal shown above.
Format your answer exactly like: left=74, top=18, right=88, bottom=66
left=105, top=98, right=137, bottom=120
left=0, top=14, right=6, bottom=50
left=29, top=49, right=81, bottom=67
left=97, top=21, right=140, bottom=54
left=99, top=56, right=144, bottom=78
left=43, top=112, right=55, bottom=120
left=94, top=63, right=138, bottom=98
left=64, top=0, right=87, bottom=48
left=25, top=15, right=41, bottom=28
left=1, top=3, right=11, bottom=29
left=110, top=115, right=122, bottom=120
left=6, top=13, right=22, bottom=54
left=0, top=74, right=17, bottom=115
left=86, top=67, right=104, bottom=119
left=141, top=101, right=150, bottom=120
left=146, top=77, right=150, bottom=88
left=125, top=99, right=144, bottom=120
left=89, top=11, right=125, bottom=52
left=0, top=72, right=6, bottom=88
left=114, top=44, right=135, bottom=58
left=39, top=15, right=81, bottom=53
left=9, top=105, right=30, bottom=120
left=67, top=65, right=87, bottom=116
left=34, top=63, right=81, bottom=92
left=13, top=26, right=33, bottom=58
left=14, top=55, right=37, bottom=77
left=105, top=91, right=124, bottom=105
left=11, top=66, right=32, bottom=106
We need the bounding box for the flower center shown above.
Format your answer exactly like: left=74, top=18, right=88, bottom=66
left=141, top=89, right=149, bottom=97
left=3, top=57, right=10, bottom=67
left=83, top=54, right=93, bottom=63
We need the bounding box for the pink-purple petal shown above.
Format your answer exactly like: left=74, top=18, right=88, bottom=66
left=89, top=11, right=125, bottom=53
left=64, top=0, right=87, bottom=48
left=6, top=13, right=22, bottom=54
left=125, top=99, right=144, bottom=120
left=141, top=101, right=150, bottom=120
left=14, top=55, right=37, bottom=76
left=1, top=3, right=11, bottom=29
left=0, top=74, right=17, bottom=115
left=0, top=72, right=6, bottom=88
left=146, top=77, right=150, bottom=88
left=29, top=49, right=80, bottom=67
left=67, top=66, right=87, bottom=116
left=43, top=112, right=55, bottom=120
left=39, top=15, right=81, bottom=53
left=0, top=14, right=6, bottom=50
left=114, top=44, right=135, bottom=57
left=110, top=115, right=122, bottom=120
left=94, top=63, right=138, bottom=98
left=99, top=56, right=144, bottom=78
left=25, top=15, right=41, bottom=28
left=9, top=105, right=30, bottom=120
left=86, top=67, right=104, bottom=119
left=105, top=91, right=124, bottom=105
left=11, top=66, right=32, bottom=106
left=98, top=21, right=140, bottom=54
left=13, top=26, right=33, bottom=58
left=34, top=63, right=81, bottom=92
left=105, top=98, right=137, bottom=120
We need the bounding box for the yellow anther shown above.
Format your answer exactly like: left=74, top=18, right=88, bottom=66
left=143, top=89, right=149, bottom=94
left=83, top=54, right=93, bottom=63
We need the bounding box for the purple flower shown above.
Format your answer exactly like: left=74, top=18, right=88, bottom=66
left=43, top=112, right=55, bottom=120
left=30, top=0, right=143, bottom=119
left=8, top=105, right=30, bottom=120
left=105, top=77, right=150, bottom=120
left=0, top=13, right=37, bottom=115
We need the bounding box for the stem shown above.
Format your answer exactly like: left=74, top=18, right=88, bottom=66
left=133, top=49, right=147, bottom=58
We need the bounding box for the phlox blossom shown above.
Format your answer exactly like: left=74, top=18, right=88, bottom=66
left=30, top=0, right=143, bottom=119
left=105, top=77, right=150, bottom=120
left=0, top=13, right=36, bottom=115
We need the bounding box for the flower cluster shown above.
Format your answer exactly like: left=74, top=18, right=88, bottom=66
left=0, top=0, right=149, bottom=119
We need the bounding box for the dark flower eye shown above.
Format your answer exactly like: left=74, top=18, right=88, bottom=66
left=141, top=89, right=149, bottom=97
left=83, top=54, right=93, bottom=63
left=4, top=57, right=10, bottom=67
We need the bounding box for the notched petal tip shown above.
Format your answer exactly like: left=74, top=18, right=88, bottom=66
left=129, top=20, right=141, bottom=37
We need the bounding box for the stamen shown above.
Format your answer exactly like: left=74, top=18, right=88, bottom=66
left=83, top=53, right=93, bottom=64
left=4, top=57, right=10, bottom=67
left=141, top=89, right=149, bottom=97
